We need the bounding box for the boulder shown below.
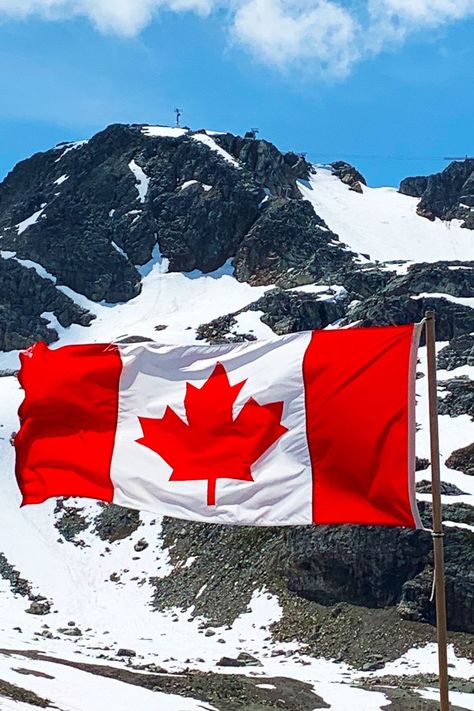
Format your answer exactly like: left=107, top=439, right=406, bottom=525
left=26, top=600, right=51, bottom=616
left=416, top=480, right=467, bottom=496
left=330, top=161, right=367, bottom=192
left=134, top=538, right=149, bottom=552
left=116, top=648, right=136, bottom=657
left=94, top=504, right=141, bottom=543
left=217, top=653, right=262, bottom=667
left=446, top=442, right=474, bottom=476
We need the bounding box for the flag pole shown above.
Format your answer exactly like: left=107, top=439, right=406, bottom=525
left=425, top=310, right=450, bottom=711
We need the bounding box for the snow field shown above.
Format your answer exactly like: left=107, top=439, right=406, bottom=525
left=299, top=168, right=474, bottom=263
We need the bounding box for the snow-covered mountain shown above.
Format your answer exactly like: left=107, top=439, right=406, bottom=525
left=0, top=125, right=473, bottom=711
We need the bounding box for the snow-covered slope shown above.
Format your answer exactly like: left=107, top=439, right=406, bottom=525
left=299, top=168, right=474, bottom=263
left=0, top=129, right=473, bottom=710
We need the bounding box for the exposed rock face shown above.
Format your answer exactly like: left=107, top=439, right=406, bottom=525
left=0, top=124, right=324, bottom=350
left=233, top=198, right=354, bottom=287
left=287, top=525, right=432, bottom=609
left=346, top=294, right=474, bottom=341
left=400, top=526, right=474, bottom=633
left=147, top=137, right=262, bottom=273
left=438, top=333, right=474, bottom=370
left=0, top=124, right=269, bottom=293
left=438, top=377, right=474, bottom=419
left=416, top=480, right=467, bottom=496
left=0, top=257, right=93, bottom=351
left=383, top=261, right=474, bottom=298
left=288, top=510, right=474, bottom=633
left=332, top=265, right=394, bottom=299
left=93, top=504, right=141, bottom=543
left=398, top=175, right=428, bottom=198
left=399, top=159, right=474, bottom=228
left=196, top=288, right=348, bottom=341
left=252, top=289, right=348, bottom=335
left=213, top=133, right=310, bottom=197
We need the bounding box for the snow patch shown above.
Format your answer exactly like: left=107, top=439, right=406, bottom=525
left=418, top=687, right=474, bottom=710
left=142, top=125, right=187, bottom=139
left=0, top=251, right=57, bottom=283
left=129, top=160, right=150, bottom=203
left=16, top=207, right=46, bottom=234
left=233, top=311, right=275, bottom=340
left=111, top=242, right=128, bottom=260
left=180, top=180, right=213, bottom=192
left=411, top=292, right=474, bottom=309
left=53, top=174, right=69, bottom=186
left=192, top=134, right=240, bottom=169
left=54, top=140, right=88, bottom=162
left=290, top=284, right=348, bottom=300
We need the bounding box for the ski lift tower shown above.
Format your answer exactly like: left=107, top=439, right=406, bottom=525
left=175, top=108, right=183, bottom=128
left=244, top=128, right=259, bottom=140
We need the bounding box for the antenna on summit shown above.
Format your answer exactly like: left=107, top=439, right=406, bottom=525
left=175, top=108, right=183, bottom=128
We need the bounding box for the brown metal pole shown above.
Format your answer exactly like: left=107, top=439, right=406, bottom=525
left=425, top=310, right=450, bottom=711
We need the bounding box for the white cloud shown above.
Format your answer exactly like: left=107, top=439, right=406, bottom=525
left=0, top=0, right=473, bottom=75
left=0, top=0, right=214, bottom=35
left=367, top=0, right=474, bottom=50
left=372, top=0, right=474, bottom=24
left=232, top=0, right=360, bottom=76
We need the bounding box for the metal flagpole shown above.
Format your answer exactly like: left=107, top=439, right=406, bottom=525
left=425, top=310, right=450, bottom=711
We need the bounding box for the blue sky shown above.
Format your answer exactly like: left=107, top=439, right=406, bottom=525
left=0, top=1, right=473, bottom=187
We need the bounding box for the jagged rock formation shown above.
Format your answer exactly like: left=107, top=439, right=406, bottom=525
left=0, top=124, right=327, bottom=350
left=383, top=261, right=474, bottom=298
left=213, top=132, right=310, bottom=198
left=345, top=294, right=474, bottom=341
left=233, top=198, right=354, bottom=287
left=438, top=334, right=474, bottom=370
left=399, top=158, right=474, bottom=228
left=438, top=377, right=474, bottom=419
left=330, top=161, right=367, bottom=193
left=0, top=257, right=93, bottom=350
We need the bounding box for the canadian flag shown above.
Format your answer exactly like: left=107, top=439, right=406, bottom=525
left=15, top=325, right=422, bottom=528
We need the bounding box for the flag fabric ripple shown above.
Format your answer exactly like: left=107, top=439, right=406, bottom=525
left=15, top=325, right=422, bottom=528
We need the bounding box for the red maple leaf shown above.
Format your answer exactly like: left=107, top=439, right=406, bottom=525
left=136, top=362, right=288, bottom=506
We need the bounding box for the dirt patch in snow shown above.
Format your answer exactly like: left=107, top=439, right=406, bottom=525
left=0, top=676, right=51, bottom=707
left=0, top=649, right=328, bottom=711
